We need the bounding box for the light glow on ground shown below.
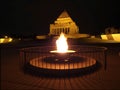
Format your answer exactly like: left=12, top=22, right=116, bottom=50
left=101, top=34, right=120, bottom=42
left=0, top=38, right=13, bottom=43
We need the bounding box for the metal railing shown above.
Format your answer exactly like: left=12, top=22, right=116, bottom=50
left=19, top=45, right=107, bottom=77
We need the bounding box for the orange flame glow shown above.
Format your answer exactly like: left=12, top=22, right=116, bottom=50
left=56, top=33, right=68, bottom=53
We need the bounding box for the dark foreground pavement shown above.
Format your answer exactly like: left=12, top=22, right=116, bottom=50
left=1, top=40, right=120, bottom=90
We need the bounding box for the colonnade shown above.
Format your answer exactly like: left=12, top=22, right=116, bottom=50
left=52, top=27, right=70, bottom=35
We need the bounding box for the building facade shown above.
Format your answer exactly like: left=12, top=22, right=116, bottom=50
left=49, top=10, right=79, bottom=35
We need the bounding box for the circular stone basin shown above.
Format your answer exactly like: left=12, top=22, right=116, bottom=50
left=29, top=55, right=96, bottom=70
left=21, top=45, right=106, bottom=77
left=43, top=56, right=85, bottom=63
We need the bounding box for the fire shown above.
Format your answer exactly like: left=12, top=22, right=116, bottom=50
left=50, top=33, right=75, bottom=53
left=56, top=33, right=68, bottom=53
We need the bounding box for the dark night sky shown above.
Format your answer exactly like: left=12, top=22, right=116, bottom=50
left=1, top=0, right=120, bottom=36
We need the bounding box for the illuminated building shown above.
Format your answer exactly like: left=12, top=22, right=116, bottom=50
left=49, top=10, right=79, bottom=35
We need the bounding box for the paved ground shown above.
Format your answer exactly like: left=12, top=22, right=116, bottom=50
left=1, top=40, right=120, bottom=90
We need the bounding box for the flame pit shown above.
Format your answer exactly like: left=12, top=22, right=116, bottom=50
left=19, top=33, right=107, bottom=77
left=20, top=45, right=107, bottom=77
left=49, top=33, right=76, bottom=62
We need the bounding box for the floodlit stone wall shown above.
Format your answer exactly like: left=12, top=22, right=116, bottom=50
left=49, top=11, right=79, bottom=35
left=101, top=34, right=120, bottom=42
left=0, top=37, right=13, bottom=43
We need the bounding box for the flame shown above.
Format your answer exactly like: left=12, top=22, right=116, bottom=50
left=56, top=33, right=68, bottom=53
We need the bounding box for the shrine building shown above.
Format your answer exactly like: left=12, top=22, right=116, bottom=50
left=49, top=10, right=79, bottom=35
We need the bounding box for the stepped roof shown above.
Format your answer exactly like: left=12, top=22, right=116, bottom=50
left=58, top=10, right=70, bottom=18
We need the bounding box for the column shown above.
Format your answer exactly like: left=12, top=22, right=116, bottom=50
left=65, top=28, right=67, bottom=34
left=63, top=28, right=64, bottom=33
left=58, top=28, right=60, bottom=35
left=68, top=28, right=70, bottom=34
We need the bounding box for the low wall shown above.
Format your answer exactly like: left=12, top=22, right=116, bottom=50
left=0, top=38, right=13, bottom=43
left=101, top=34, right=120, bottom=42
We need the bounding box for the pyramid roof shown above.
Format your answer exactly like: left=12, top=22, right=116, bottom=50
left=58, top=10, right=70, bottom=18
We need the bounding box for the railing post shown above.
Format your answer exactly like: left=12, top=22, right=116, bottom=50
left=104, top=50, right=107, bottom=71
